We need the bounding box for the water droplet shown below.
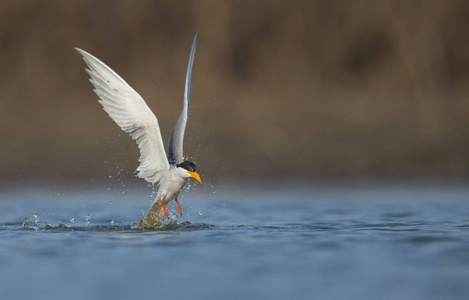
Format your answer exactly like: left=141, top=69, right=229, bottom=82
left=22, top=218, right=29, bottom=229
left=110, top=219, right=115, bottom=225
left=198, top=211, right=203, bottom=216
left=70, top=218, right=75, bottom=223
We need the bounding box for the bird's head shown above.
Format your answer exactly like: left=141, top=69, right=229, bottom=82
left=177, top=161, right=202, bottom=183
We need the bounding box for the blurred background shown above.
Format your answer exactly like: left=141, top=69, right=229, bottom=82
left=0, top=0, right=468, bottom=185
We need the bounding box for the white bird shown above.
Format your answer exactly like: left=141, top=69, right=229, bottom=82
left=75, top=33, right=202, bottom=227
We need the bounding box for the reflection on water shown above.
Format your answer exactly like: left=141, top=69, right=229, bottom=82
left=0, top=182, right=469, bottom=300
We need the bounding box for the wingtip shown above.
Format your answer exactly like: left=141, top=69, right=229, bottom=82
left=74, top=47, right=88, bottom=58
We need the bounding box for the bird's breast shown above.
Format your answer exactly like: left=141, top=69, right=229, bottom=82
left=156, top=171, right=187, bottom=203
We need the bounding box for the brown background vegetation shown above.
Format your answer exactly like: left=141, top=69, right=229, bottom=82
left=0, top=0, right=468, bottom=182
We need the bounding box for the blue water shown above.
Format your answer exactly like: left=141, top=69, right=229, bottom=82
left=0, top=181, right=469, bottom=300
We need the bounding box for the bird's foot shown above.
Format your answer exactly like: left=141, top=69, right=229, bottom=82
left=175, top=197, right=183, bottom=215
left=159, top=200, right=168, bottom=218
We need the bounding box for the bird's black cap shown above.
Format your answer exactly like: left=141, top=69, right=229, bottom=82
left=177, top=161, right=197, bottom=172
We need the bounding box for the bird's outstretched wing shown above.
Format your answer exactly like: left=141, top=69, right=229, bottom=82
left=168, top=33, right=198, bottom=164
left=75, top=48, right=169, bottom=183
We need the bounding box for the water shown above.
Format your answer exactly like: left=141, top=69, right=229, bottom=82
left=0, top=181, right=469, bottom=300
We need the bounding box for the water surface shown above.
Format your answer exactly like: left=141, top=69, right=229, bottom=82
left=0, top=182, right=468, bottom=299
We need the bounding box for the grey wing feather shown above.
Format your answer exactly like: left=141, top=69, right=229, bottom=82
left=168, top=32, right=198, bottom=164
left=75, top=48, right=170, bottom=183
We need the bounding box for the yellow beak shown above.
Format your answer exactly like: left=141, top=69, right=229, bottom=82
left=187, top=171, right=202, bottom=183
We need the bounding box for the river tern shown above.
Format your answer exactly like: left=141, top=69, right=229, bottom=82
left=76, top=33, right=201, bottom=227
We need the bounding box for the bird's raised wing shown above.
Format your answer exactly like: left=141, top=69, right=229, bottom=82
left=75, top=48, right=169, bottom=183
left=168, top=33, right=198, bottom=164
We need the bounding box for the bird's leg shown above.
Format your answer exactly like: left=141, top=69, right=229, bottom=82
left=159, top=200, right=168, bottom=218
left=175, top=197, right=183, bottom=215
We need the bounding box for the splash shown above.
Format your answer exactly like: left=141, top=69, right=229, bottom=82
left=32, top=211, right=39, bottom=230
left=22, top=218, right=28, bottom=229
left=139, top=200, right=167, bottom=229
left=85, top=214, right=91, bottom=228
